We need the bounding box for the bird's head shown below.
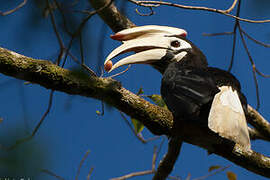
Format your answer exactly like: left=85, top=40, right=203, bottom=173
left=104, top=25, right=208, bottom=74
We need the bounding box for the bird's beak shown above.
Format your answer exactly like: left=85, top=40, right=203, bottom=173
left=104, top=25, right=187, bottom=72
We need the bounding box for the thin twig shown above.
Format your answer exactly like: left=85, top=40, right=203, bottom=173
left=53, top=0, right=72, bottom=35
left=68, top=52, right=97, bottom=76
left=238, top=24, right=261, bottom=110
left=152, top=146, right=158, bottom=170
left=135, top=7, right=155, bottom=16
left=7, top=90, right=54, bottom=150
left=202, top=32, right=233, bottom=36
left=108, top=65, right=131, bottom=78
left=241, top=29, right=270, bottom=48
left=75, top=150, right=91, bottom=180
left=119, top=112, right=160, bottom=143
left=46, top=0, right=65, bottom=65
left=111, top=170, right=153, bottom=180
left=87, top=167, right=94, bottom=180
left=18, top=83, right=30, bottom=134
left=96, top=23, right=109, bottom=76
left=228, top=0, right=241, bottom=72
left=41, top=169, right=65, bottom=180
left=223, top=0, right=238, bottom=13
left=254, top=68, right=270, bottom=78
left=128, top=0, right=270, bottom=23
left=111, top=146, right=159, bottom=180
left=62, top=0, right=112, bottom=67
left=47, top=0, right=65, bottom=49
left=0, top=0, right=27, bottom=16
left=193, top=166, right=230, bottom=180
left=79, top=32, right=85, bottom=64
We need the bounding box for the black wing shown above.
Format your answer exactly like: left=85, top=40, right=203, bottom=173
left=161, top=65, right=219, bottom=119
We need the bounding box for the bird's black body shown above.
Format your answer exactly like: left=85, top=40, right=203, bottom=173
left=161, top=62, right=248, bottom=124
left=105, top=25, right=251, bottom=149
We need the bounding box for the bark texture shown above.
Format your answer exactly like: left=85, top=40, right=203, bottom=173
left=0, top=46, right=270, bottom=178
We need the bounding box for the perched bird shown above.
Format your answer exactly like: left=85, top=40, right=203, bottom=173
left=104, top=25, right=251, bottom=150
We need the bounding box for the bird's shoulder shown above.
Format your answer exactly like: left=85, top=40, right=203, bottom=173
left=205, top=67, right=242, bottom=91
left=161, top=64, right=219, bottom=117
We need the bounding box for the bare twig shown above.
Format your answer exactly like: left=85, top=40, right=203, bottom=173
left=135, top=7, right=155, bottom=16
left=224, top=0, right=238, bottom=13
left=108, top=65, right=131, bottom=78
left=203, top=32, right=233, bottom=36
left=41, top=169, right=65, bottom=180
left=254, top=68, right=270, bottom=78
left=241, top=29, right=270, bottom=48
left=96, top=23, right=109, bottom=76
left=0, top=0, right=27, bottom=16
left=111, top=146, right=158, bottom=180
left=128, top=0, right=270, bottom=23
left=193, top=166, right=230, bottom=180
left=228, top=0, right=241, bottom=72
left=8, top=90, right=54, bottom=150
left=238, top=27, right=270, bottom=78
left=120, top=112, right=160, bottom=143
left=68, top=52, right=97, bottom=77
left=228, top=30, right=237, bottom=72
left=87, top=167, right=94, bottom=180
left=18, top=83, right=30, bottom=133
left=61, top=0, right=112, bottom=68
left=46, top=0, right=65, bottom=65
left=111, top=170, right=153, bottom=180
left=238, top=24, right=261, bottom=110
left=75, top=150, right=91, bottom=180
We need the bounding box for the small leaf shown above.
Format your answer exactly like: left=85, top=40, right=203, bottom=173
left=226, top=171, right=237, bottom=180
left=137, top=87, right=144, bottom=95
left=147, top=94, right=167, bottom=108
left=96, top=110, right=101, bottom=115
left=185, top=173, right=191, bottom=180
left=0, top=117, right=3, bottom=123
left=131, top=118, right=144, bottom=133
left=208, top=165, right=221, bottom=172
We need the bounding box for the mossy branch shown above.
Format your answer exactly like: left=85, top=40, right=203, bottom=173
left=0, top=46, right=270, bottom=177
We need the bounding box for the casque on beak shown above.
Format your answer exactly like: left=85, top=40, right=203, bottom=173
left=104, top=25, right=187, bottom=72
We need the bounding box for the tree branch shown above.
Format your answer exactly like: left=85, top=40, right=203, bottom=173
left=0, top=47, right=172, bottom=136
left=1, top=0, right=270, bottom=179
left=153, top=137, right=182, bottom=180
left=247, top=105, right=270, bottom=140
left=0, top=0, right=27, bottom=16
left=89, top=0, right=135, bottom=32
left=0, top=46, right=270, bottom=177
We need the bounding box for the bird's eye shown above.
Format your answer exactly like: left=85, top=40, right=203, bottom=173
left=171, top=40, right=181, bottom=48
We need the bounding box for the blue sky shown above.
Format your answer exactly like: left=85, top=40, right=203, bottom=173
left=0, top=0, right=270, bottom=179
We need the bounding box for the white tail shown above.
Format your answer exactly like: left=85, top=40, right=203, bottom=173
left=208, top=86, right=251, bottom=150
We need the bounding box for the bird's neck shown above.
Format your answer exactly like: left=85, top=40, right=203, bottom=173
left=179, top=48, right=208, bottom=69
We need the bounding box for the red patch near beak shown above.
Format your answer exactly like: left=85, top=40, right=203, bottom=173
left=181, top=33, right=187, bottom=38
left=104, top=60, right=113, bottom=72
left=110, top=33, right=125, bottom=41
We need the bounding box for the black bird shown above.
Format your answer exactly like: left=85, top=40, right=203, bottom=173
left=104, top=25, right=251, bottom=150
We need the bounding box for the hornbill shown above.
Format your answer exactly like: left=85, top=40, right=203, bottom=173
left=104, top=25, right=251, bottom=150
